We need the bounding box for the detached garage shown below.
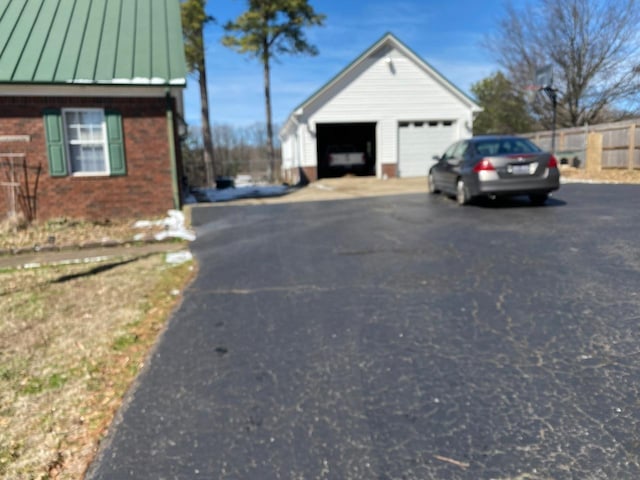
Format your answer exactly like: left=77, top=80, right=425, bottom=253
left=280, top=33, right=481, bottom=182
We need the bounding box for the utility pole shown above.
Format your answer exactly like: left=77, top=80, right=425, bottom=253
left=535, top=65, right=558, bottom=153
left=542, top=86, right=558, bottom=153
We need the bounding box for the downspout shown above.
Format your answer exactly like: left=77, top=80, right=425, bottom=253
left=165, top=90, right=180, bottom=210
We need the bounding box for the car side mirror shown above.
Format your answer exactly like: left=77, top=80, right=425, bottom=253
left=432, top=155, right=441, bottom=161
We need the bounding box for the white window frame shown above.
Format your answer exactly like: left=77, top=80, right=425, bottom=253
left=62, top=108, right=111, bottom=176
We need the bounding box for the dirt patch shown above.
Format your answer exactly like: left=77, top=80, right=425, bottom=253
left=205, top=176, right=430, bottom=207
left=202, top=168, right=640, bottom=207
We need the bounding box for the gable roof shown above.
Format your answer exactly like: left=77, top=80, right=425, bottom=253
left=282, top=32, right=481, bottom=133
left=0, top=0, right=187, bottom=86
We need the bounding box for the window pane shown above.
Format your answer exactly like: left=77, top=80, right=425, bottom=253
left=91, top=125, right=103, bottom=141
left=69, top=145, right=106, bottom=173
left=82, top=111, right=102, bottom=125
left=64, top=109, right=107, bottom=173
left=65, top=111, right=78, bottom=124
left=67, top=125, right=80, bottom=141
left=79, top=126, right=92, bottom=141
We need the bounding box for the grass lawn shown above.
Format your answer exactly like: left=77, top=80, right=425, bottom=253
left=0, top=252, right=194, bottom=479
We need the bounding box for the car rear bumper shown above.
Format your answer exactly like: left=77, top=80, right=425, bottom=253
left=470, top=169, right=560, bottom=196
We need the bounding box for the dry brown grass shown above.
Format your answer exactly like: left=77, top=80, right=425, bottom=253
left=559, top=166, right=640, bottom=183
left=0, top=216, right=170, bottom=252
left=0, top=253, right=195, bottom=479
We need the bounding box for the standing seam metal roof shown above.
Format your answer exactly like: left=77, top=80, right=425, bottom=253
left=0, top=0, right=187, bottom=86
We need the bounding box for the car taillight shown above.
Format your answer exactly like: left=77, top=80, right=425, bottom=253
left=473, top=158, right=495, bottom=172
left=548, top=155, right=558, bottom=168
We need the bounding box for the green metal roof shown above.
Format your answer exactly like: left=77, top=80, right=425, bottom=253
left=0, top=0, right=187, bottom=86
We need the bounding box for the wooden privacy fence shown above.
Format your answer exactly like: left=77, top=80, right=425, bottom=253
left=523, top=118, right=640, bottom=172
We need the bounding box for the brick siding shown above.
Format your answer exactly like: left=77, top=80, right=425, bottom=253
left=283, top=166, right=318, bottom=184
left=0, top=96, right=182, bottom=221
left=381, top=163, right=397, bottom=178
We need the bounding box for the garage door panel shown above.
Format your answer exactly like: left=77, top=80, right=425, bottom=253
left=398, top=121, right=456, bottom=177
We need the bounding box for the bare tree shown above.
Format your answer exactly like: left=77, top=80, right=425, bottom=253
left=486, top=0, right=640, bottom=128
left=183, top=122, right=282, bottom=183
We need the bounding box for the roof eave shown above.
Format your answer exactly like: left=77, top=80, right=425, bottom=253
left=70, top=78, right=187, bottom=87
left=0, top=79, right=187, bottom=87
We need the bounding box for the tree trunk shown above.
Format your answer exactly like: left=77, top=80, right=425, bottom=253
left=263, top=44, right=276, bottom=183
left=199, top=62, right=216, bottom=186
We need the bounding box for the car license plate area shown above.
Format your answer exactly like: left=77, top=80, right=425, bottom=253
left=508, top=162, right=538, bottom=175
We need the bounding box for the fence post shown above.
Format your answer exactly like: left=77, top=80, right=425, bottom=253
left=586, top=132, right=603, bottom=173
left=629, top=124, right=636, bottom=171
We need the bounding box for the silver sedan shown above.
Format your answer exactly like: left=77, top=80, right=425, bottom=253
left=428, top=135, right=560, bottom=206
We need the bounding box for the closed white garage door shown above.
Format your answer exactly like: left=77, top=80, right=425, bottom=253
left=398, top=120, right=457, bottom=177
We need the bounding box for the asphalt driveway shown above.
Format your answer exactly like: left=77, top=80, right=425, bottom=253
left=88, top=183, right=640, bottom=479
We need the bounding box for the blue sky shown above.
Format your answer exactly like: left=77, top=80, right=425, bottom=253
left=183, top=1, right=519, bottom=129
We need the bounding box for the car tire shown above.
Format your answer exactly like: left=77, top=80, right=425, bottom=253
left=529, top=193, right=549, bottom=206
left=427, top=172, right=439, bottom=194
left=456, top=178, right=469, bottom=206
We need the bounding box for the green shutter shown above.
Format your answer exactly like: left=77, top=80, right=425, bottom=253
left=43, top=108, right=68, bottom=177
left=105, top=110, right=126, bottom=176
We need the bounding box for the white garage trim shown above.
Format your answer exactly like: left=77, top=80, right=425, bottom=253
left=398, top=120, right=457, bottom=177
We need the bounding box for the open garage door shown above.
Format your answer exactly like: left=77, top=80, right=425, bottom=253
left=316, top=123, right=376, bottom=179
left=398, top=120, right=456, bottom=177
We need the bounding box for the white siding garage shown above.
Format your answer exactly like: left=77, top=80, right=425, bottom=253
left=280, top=33, right=481, bottom=183
left=397, top=120, right=458, bottom=177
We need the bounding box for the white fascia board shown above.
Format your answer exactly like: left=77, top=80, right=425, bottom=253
left=67, top=77, right=186, bottom=86
left=105, top=77, right=186, bottom=86
left=280, top=112, right=304, bottom=140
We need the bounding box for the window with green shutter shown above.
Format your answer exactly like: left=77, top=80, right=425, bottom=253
left=43, top=108, right=126, bottom=176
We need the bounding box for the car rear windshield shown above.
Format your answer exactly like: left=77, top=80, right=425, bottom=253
left=474, top=138, right=542, bottom=156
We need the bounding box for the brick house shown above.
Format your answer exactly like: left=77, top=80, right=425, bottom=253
left=0, top=0, right=187, bottom=221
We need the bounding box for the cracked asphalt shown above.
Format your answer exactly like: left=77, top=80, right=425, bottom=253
left=87, top=184, right=640, bottom=479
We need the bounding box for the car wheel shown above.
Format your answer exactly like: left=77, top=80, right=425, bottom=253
left=529, top=193, right=549, bottom=206
left=456, top=178, right=469, bottom=206
left=427, top=172, right=439, bottom=194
